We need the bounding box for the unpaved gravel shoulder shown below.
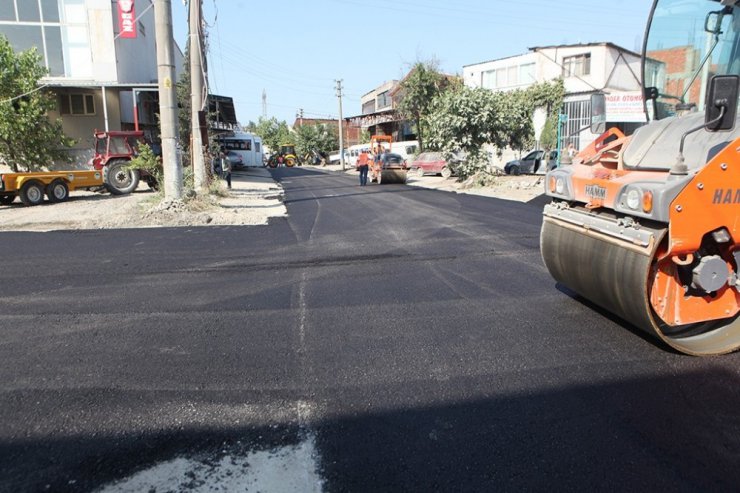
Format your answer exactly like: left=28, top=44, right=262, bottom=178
left=0, top=168, right=286, bottom=232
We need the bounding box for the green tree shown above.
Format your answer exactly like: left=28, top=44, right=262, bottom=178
left=424, top=79, right=564, bottom=179
left=252, top=117, right=291, bottom=153
left=396, top=61, right=457, bottom=152
left=176, top=47, right=191, bottom=153
left=425, top=86, right=528, bottom=179
left=243, top=120, right=257, bottom=133
left=0, top=36, right=73, bottom=171
left=525, top=79, right=565, bottom=150
left=293, top=123, right=338, bottom=159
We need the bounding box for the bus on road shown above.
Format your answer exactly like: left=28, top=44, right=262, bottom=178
left=216, top=131, right=264, bottom=168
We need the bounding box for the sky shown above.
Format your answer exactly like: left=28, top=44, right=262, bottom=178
left=170, top=0, right=653, bottom=126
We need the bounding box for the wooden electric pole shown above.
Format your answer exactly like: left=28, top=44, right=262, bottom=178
left=153, top=0, right=183, bottom=200
left=189, top=0, right=207, bottom=192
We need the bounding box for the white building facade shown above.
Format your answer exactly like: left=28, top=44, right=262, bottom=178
left=0, top=0, right=183, bottom=164
left=464, top=42, right=644, bottom=166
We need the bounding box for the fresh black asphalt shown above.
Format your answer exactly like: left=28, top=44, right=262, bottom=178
left=1, top=166, right=739, bottom=492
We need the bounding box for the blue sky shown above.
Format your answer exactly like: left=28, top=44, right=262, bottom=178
left=171, top=0, right=652, bottom=125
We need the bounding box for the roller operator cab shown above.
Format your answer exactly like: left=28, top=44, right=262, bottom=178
left=541, top=0, right=740, bottom=355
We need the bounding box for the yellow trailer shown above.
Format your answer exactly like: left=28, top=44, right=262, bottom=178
left=0, top=170, right=104, bottom=206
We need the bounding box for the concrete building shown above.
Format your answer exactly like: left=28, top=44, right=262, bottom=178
left=350, top=68, right=459, bottom=142
left=464, top=42, right=646, bottom=164
left=0, top=0, right=184, bottom=165
left=350, top=80, right=416, bottom=141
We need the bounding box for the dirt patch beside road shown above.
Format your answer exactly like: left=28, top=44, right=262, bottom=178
left=0, top=168, right=286, bottom=232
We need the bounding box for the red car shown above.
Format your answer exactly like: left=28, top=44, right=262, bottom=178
left=410, top=151, right=455, bottom=178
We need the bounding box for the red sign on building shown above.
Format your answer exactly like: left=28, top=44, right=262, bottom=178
left=118, top=0, right=137, bottom=39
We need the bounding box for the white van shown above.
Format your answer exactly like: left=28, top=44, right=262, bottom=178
left=346, top=144, right=371, bottom=167
left=345, top=140, right=418, bottom=167
left=389, top=140, right=418, bottom=161
left=216, top=131, right=264, bottom=168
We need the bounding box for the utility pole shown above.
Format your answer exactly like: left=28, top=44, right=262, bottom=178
left=153, top=0, right=182, bottom=200
left=335, top=80, right=345, bottom=170
left=262, top=89, right=267, bottom=118
left=189, top=0, right=207, bottom=192
left=298, top=108, right=304, bottom=126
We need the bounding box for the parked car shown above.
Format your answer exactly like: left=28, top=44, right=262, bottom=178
left=226, top=151, right=245, bottom=169
left=328, top=149, right=346, bottom=164
left=504, top=149, right=558, bottom=175
left=376, top=152, right=407, bottom=169
left=410, top=151, right=457, bottom=178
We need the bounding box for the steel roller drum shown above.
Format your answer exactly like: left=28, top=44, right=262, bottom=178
left=378, top=169, right=407, bottom=184
left=541, top=217, right=740, bottom=356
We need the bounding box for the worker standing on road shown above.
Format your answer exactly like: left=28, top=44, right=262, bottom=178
left=560, top=142, right=577, bottom=166
left=357, top=150, right=370, bottom=186
left=219, top=146, right=232, bottom=189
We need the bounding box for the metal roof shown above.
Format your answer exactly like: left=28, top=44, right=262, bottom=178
left=209, top=95, right=238, bottom=126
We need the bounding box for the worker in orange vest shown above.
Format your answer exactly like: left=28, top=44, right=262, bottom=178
left=357, top=150, right=370, bottom=186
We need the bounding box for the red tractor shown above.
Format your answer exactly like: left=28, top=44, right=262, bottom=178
left=90, top=130, right=160, bottom=194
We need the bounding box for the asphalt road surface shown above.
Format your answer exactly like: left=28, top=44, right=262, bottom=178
left=1, top=167, right=739, bottom=492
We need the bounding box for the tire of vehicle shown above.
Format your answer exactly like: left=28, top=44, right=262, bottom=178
left=415, top=167, right=424, bottom=178
left=441, top=166, right=452, bottom=179
left=104, top=159, right=140, bottom=195
left=509, top=165, right=521, bottom=176
left=286, top=158, right=295, bottom=167
left=0, top=194, right=15, bottom=205
left=19, top=180, right=45, bottom=206
left=46, top=179, right=69, bottom=203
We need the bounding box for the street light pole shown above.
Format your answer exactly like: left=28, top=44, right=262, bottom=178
left=153, top=0, right=182, bottom=200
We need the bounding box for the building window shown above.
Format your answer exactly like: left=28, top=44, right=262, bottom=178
left=507, top=66, right=518, bottom=86
left=60, top=93, right=96, bottom=115
left=377, top=90, right=391, bottom=109
left=561, top=99, right=591, bottom=149
left=40, top=0, right=60, bottom=22
left=362, top=100, right=376, bottom=114
left=17, top=1, right=40, bottom=22
left=1, top=25, right=44, bottom=54
left=0, top=0, right=16, bottom=21
left=495, top=67, right=506, bottom=87
left=0, top=0, right=64, bottom=74
left=563, top=53, right=591, bottom=77
left=519, top=63, right=535, bottom=84
left=482, top=63, right=536, bottom=89
left=44, top=25, right=64, bottom=76
left=61, top=0, right=92, bottom=78
left=481, top=69, right=495, bottom=89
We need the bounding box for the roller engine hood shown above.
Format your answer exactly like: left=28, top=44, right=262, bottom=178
left=622, top=112, right=740, bottom=170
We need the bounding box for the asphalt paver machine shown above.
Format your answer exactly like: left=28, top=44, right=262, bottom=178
left=541, top=0, right=740, bottom=355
